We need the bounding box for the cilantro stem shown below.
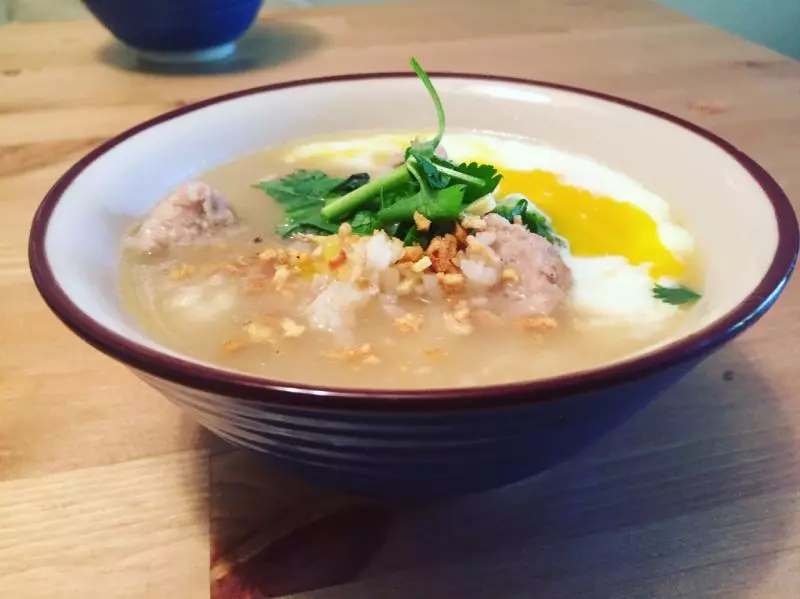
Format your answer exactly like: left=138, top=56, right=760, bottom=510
left=430, top=163, right=485, bottom=186
left=315, top=59, right=449, bottom=224
left=405, top=159, right=431, bottom=194
left=320, top=166, right=411, bottom=221
left=410, top=57, right=445, bottom=154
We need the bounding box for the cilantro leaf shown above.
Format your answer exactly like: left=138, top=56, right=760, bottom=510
left=377, top=185, right=465, bottom=224
left=521, top=211, right=563, bottom=247
left=328, top=173, right=370, bottom=197
left=492, top=198, right=527, bottom=222
left=256, top=170, right=351, bottom=238
left=493, top=199, right=563, bottom=246
left=350, top=210, right=380, bottom=236
left=424, top=156, right=502, bottom=202
left=407, top=149, right=450, bottom=190
left=402, top=225, right=423, bottom=246
left=395, top=222, right=437, bottom=248
left=456, top=161, right=503, bottom=202
left=379, top=181, right=419, bottom=210
left=275, top=211, right=339, bottom=237
left=254, top=170, right=343, bottom=205
left=653, top=284, right=702, bottom=305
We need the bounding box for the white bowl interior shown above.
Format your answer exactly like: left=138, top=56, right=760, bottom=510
left=44, top=76, right=779, bottom=368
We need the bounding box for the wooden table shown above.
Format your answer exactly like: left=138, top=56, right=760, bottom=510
left=2, top=1, right=799, bottom=597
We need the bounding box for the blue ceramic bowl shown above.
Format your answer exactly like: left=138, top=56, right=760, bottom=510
left=28, top=73, right=798, bottom=498
left=83, top=0, right=262, bottom=62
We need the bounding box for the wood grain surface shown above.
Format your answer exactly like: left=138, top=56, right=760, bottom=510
left=1, top=1, right=799, bottom=597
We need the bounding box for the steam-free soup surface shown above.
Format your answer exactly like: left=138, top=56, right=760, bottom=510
left=119, top=131, right=702, bottom=389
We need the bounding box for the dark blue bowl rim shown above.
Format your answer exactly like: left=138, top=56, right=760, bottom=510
left=28, top=72, right=799, bottom=411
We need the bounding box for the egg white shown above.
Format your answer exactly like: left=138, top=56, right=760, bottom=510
left=444, top=133, right=694, bottom=328
left=284, top=134, right=412, bottom=172
left=562, top=255, right=680, bottom=331
left=442, top=133, right=694, bottom=258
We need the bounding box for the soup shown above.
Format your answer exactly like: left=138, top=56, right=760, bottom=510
left=118, top=61, right=703, bottom=390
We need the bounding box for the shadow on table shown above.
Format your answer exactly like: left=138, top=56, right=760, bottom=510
left=190, top=348, right=798, bottom=598
left=97, top=21, right=325, bottom=77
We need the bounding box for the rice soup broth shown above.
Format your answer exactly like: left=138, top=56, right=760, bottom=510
left=119, top=132, right=701, bottom=389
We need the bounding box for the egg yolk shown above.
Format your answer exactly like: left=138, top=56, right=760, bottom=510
left=499, top=169, right=684, bottom=278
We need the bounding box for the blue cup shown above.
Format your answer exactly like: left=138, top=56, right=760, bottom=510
left=82, top=0, right=263, bottom=62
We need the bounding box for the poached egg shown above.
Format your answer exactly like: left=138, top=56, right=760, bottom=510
left=283, top=132, right=699, bottom=329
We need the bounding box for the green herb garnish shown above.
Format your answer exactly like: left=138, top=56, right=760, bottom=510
left=275, top=213, right=339, bottom=238
left=317, top=59, right=500, bottom=224
left=254, top=170, right=344, bottom=236
left=254, top=169, right=343, bottom=205
left=408, top=57, right=446, bottom=158
left=378, top=185, right=466, bottom=224
left=258, top=58, right=522, bottom=244
left=446, top=160, right=503, bottom=203
left=349, top=210, right=380, bottom=235
left=328, top=173, right=370, bottom=197
left=653, top=284, right=702, bottom=305
left=401, top=224, right=423, bottom=247
left=319, top=165, right=411, bottom=222
left=406, top=149, right=450, bottom=190
left=492, top=198, right=564, bottom=246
